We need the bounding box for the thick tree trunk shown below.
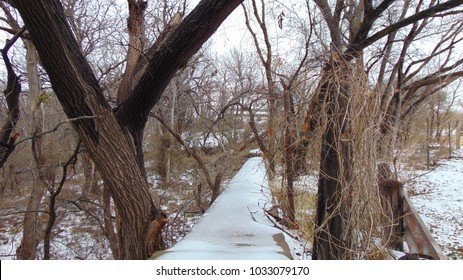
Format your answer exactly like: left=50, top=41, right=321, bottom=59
left=312, top=63, right=352, bottom=260
left=15, top=0, right=159, bottom=260
left=15, top=0, right=243, bottom=259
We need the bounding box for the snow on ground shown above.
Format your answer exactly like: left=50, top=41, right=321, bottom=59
left=154, top=157, right=306, bottom=260
left=3, top=150, right=461, bottom=260
left=0, top=204, right=113, bottom=260
left=405, top=150, right=463, bottom=259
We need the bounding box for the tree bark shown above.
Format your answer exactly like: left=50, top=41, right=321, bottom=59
left=283, top=89, right=295, bottom=224
left=18, top=40, right=47, bottom=260
left=0, top=27, right=24, bottom=169
left=117, top=0, right=147, bottom=105
left=102, top=185, right=120, bottom=259
left=312, top=61, right=352, bottom=260
left=14, top=0, right=243, bottom=259
left=82, top=151, right=96, bottom=196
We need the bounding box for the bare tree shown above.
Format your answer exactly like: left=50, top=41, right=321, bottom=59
left=306, top=0, right=463, bottom=259
left=0, top=3, right=51, bottom=259
left=5, top=0, right=243, bottom=259
left=43, top=142, right=81, bottom=260
left=0, top=5, right=23, bottom=169
left=242, top=0, right=280, bottom=176
left=0, top=35, right=21, bottom=167
left=242, top=0, right=315, bottom=224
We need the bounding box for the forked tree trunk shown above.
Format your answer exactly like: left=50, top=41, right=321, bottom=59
left=14, top=1, right=163, bottom=260
left=14, top=0, right=243, bottom=259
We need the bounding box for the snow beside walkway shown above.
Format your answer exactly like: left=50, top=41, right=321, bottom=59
left=155, top=157, right=294, bottom=260
left=406, top=150, right=463, bottom=259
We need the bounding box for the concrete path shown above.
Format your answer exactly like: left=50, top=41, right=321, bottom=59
left=153, top=157, right=293, bottom=260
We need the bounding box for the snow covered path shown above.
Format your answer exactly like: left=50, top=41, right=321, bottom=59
left=406, top=151, right=463, bottom=259
left=154, top=157, right=293, bottom=260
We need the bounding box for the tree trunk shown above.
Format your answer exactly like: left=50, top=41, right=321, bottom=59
left=15, top=0, right=243, bottom=259
left=18, top=41, right=47, bottom=260
left=313, top=62, right=352, bottom=260
left=82, top=151, right=96, bottom=196
left=0, top=27, right=24, bottom=169
left=283, top=89, right=295, bottom=224
left=15, top=0, right=161, bottom=260
left=456, top=120, right=460, bottom=150
left=242, top=0, right=278, bottom=177
left=20, top=127, right=48, bottom=260
left=117, top=0, right=147, bottom=104
left=166, top=79, right=179, bottom=185
left=102, top=184, right=120, bottom=259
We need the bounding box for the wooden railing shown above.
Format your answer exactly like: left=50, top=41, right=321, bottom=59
left=380, top=180, right=447, bottom=260
left=401, top=189, right=448, bottom=259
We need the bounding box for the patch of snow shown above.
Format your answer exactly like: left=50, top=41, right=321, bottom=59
left=406, top=150, right=463, bottom=259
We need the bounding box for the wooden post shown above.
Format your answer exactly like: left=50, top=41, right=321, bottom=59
left=379, top=179, right=404, bottom=251
left=378, top=163, right=404, bottom=251
left=426, top=118, right=430, bottom=169
left=456, top=120, right=461, bottom=150
left=449, top=121, right=452, bottom=158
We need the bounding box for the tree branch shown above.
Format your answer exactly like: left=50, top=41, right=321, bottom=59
left=0, top=26, right=25, bottom=169
left=151, top=113, right=215, bottom=190
left=349, top=0, right=463, bottom=54
left=14, top=116, right=98, bottom=147
left=115, top=0, right=244, bottom=133
left=43, top=141, right=81, bottom=260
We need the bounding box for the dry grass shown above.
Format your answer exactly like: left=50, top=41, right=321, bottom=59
left=268, top=175, right=317, bottom=245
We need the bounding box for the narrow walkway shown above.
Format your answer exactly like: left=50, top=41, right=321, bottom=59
left=154, top=157, right=293, bottom=260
